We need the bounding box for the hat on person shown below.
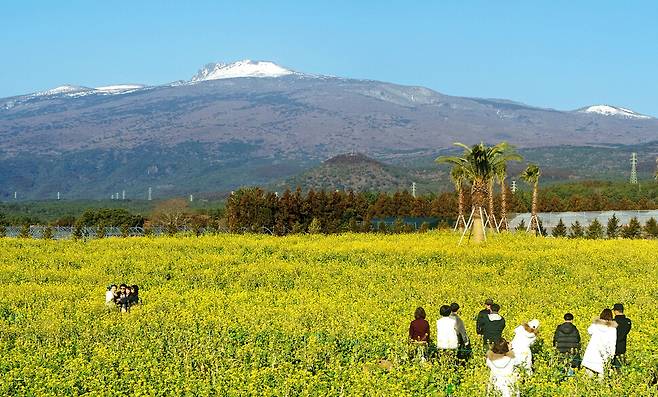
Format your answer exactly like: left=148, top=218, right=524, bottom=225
left=485, top=298, right=494, bottom=305
left=613, top=303, right=624, bottom=312
left=528, top=319, right=540, bottom=329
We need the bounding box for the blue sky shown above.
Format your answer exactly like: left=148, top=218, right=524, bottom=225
left=2, top=1, right=658, bottom=115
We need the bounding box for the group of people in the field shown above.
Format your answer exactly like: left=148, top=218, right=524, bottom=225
left=105, top=284, right=140, bottom=312
left=409, top=299, right=632, bottom=396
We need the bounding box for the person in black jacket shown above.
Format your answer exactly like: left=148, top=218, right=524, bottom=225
left=481, top=303, right=505, bottom=349
left=553, top=312, right=581, bottom=368
left=612, top=303, right=632, bottom=368
left=476, top=298, right=494, bottom=336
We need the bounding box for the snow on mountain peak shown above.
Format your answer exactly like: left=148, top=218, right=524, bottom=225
left=94, top=84, right=145, bottom=93
left=578, top=104, right=651, bottom=119
left=190, top=60, right=296, bottom=82
left=37, top=85, right=92, bottom=96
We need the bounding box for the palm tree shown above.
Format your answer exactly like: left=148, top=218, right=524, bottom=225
left=450, top=165, right=468, bottom=230
left=492, top=143, right=523, bottom=230
left=520, top=164, right=541, bottom=234
left=437, top=142, right=508, bottom=243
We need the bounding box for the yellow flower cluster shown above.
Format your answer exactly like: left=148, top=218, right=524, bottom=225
left=0, top=232, right=656, bottom=396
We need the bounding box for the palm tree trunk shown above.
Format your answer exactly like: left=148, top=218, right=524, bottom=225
left=500, top=178, right=508, bottom=231
left=457, top=185, right=464, bottom=229
left=487, top=179, right=495, bottom=229
left=530, top=182, right=538, bottom=232
left=471, top=179, right=487, bottom=243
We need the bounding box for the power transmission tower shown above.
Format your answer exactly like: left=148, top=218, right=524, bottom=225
left=655, top=158, right=658, bottom=181
left=630, top=153, right=638, bottom=184
left=511, top=180, right=517, bottom=193
left=148, top=187, right=152, bottom=201
left=411, top=182, right=416, bottom=198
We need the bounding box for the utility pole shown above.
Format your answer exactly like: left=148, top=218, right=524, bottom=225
left=630, top=153, right=638, bottom=184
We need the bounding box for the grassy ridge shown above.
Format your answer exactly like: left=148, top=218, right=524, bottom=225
left=0, top=233, right=657, bottom=395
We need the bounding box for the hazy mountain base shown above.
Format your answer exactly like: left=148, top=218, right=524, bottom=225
left=2, top=141, right=657, bottom=201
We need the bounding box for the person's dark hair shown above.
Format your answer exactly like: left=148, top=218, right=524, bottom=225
left=600, top=308, right=613, bottom=321
left=564, top=313, right=574, bottom=321
left=110, top=284, right=117, bottom=289
left=414, top=307, right=426, bottom=320
left=613, top=303, right=624, bottom=313
left=491, top=303, right=500, bottom=313
left=131, top=285, right=139, bottom=294
left=450, top=302, right=459, bottom=313
left=119, top=283, right=127, bottom=289
left=491, top=338, right=509, bottom=354
left=440, top=305, right=451, bottom=317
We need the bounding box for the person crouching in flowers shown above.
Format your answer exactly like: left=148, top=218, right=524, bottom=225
left=581, top=308, right=617, bottom=378
left=510, top=319, right=539, bottom=373
left=486, top=338, right=518, bottom=397
left=116, top=284, right=131, bottom=313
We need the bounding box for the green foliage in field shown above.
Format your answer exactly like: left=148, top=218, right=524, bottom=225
left=0, top=234, right=657, bottom=396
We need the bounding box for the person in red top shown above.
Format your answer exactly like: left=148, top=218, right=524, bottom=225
left=409, top=307, right=430, bottom=342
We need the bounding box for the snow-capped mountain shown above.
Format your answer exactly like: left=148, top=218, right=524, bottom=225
left=190, top=60, right=296, bottom=82
left=577, top=104, right=652, bottom=119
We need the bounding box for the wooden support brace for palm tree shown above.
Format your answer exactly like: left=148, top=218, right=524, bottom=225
left=497, top=216, right=509, bottom=231
left=458, top=206, right=487, bottom=246
left=453, top=214, right=467, bottom=231
left=482, top=208, right=499, bottom=233
left=526, top=214, right=543, bottom=236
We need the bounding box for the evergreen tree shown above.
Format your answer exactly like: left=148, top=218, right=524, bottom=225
left=72, top=222, right=83, bottom=240
left=606, top=214, right=620, bottom=239
left=585, top=219, right=604, bottom=239
left=621, top=217, right=642, bottom=239
left=361, top=215, right=372, bottom=233
left=348, top=218, right=359, bottom=233
left=569, top=221, right=584, bottom=239
left=19, top=224, right=30, bottom=239
left=96, top=223, right=106, bottom=239
left=643, top=217, right=658, bottom=238
left=393, top=218, right=405, bottom=234
left=42, top=226, right=54, bottom=240
left=552, top=218, right=567, bottom=237
left=291, top=221, right=304, bottom=234
left=308, top=218, right=322, bottom=234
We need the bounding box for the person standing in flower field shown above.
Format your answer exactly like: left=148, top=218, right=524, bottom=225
left=612, top=303, right=631, bottom=368
left=581, top=308, right=617, bottom=378
left=553, top=313, right=581, bottom=370
left=450, top=302, right=471, bottom=360
left=476, top=298, right=494, bottom=336
left=436, top=305, right=459, bottom=352
left=510, top=319, right=539, bottom=373
left=482, top=303, right=506, bottom=349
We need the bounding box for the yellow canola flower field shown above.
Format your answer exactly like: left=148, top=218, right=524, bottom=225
left=0, top=232, right=657, bottom=396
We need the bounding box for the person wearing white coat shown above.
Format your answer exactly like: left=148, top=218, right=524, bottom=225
left=510, top=319, right=540, bottom=373
left=486, top=338, right=519, bottom=397
left=581, top=309, right=618, bottom=378
left=436, top=305, right=459, bottom=350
